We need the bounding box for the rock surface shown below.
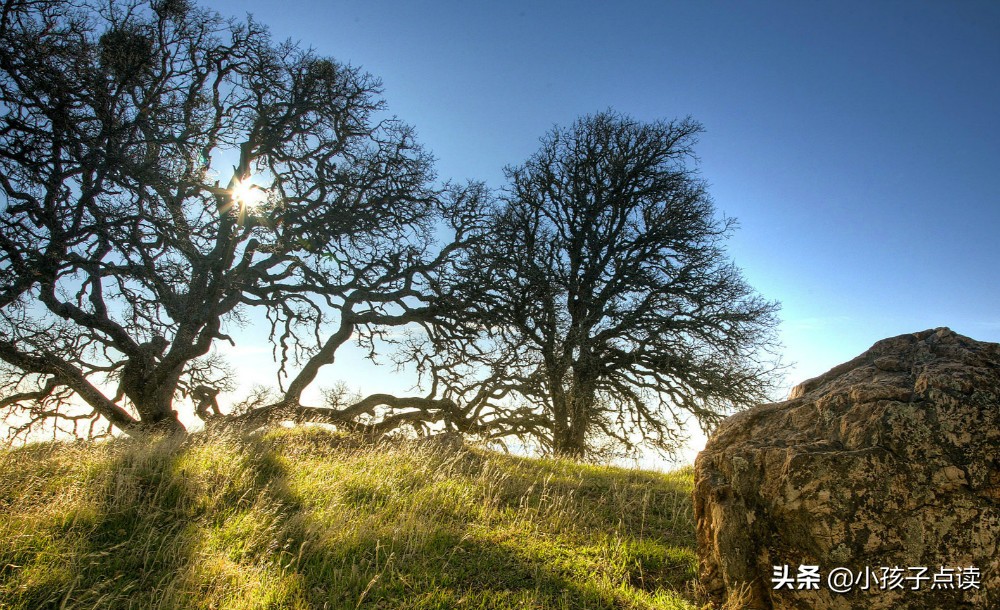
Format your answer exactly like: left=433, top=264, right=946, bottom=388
left=694, top=328, right=999, bottom=609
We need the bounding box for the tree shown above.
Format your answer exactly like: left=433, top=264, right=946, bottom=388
left=0, top=0, right=482, bottom=442
left=441, top=111, right=781, bottom=458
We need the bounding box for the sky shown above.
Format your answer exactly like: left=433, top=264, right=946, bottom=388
left=202, top=0, right=1000, bottom=464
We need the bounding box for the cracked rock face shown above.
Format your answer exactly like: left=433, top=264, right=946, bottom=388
left=694, top=328, right=999, bottom=609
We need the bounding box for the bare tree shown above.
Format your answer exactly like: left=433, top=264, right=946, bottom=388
left=436, top=111, right=781, bottom=458
left=0, top=0, right=481, bottom=442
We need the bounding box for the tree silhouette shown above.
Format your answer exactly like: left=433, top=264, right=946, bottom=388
left=0, top=0, right=481, bottom=441
left=436, top=111, right=781, bottom=457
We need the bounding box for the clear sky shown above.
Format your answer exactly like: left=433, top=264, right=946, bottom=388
left=204, top=0, right=1000, bottom=463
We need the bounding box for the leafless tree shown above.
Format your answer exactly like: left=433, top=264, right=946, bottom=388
left=0, top=0, right=482, bottom=442
left=433, top=111, right=782, bottom=458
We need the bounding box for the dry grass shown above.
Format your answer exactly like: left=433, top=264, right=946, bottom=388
left=0, top=427, right=706, bottom=609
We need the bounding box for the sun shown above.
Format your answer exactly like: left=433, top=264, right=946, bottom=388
left=231, top=177, right=266, bottom=209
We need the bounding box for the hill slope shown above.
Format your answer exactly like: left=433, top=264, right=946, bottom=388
left=0, top=428, right=702, bottom=609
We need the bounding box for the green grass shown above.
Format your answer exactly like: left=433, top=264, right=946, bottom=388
left=0, top=427, right=705, bottom=609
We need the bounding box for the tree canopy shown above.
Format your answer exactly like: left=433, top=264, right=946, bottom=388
left=0, top=0, right=482, bottom=441
left=431, top=111, right=781, bottom=457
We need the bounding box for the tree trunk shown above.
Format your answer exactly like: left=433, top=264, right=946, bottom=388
left=120, top=351, right=186, bottom=434
left=551, top=380, right=594, bottom=458
left=550, top=386, right=574, bottom=456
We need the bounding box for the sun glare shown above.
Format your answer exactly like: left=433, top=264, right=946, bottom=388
left=231, top=177, right=266, bottom=209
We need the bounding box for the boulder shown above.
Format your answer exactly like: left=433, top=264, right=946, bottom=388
left=694, top=328, right=999, bottom=609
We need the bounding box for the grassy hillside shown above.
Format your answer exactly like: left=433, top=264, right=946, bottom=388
left=0, top=428, right=706, bottom=609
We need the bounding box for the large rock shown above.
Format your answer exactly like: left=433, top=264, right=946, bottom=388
left=694, top=328, right=999, bottom=609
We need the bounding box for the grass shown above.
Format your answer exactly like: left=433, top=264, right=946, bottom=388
left=0, top=427, right=708, bottom=609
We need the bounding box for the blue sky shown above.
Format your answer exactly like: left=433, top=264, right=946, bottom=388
left=205, top=0, right=999, bottom=459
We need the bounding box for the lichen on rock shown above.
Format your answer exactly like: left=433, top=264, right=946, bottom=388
left=694, top=328, right=999, bottom=609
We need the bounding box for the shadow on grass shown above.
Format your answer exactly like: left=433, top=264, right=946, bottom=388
left=1, top=434, right=295, bottom=608
left=255, top=436, right=699, bottom=609
left=0, top=431, right=699, bottom=609
left=1, top=436, right=202, bottom=608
